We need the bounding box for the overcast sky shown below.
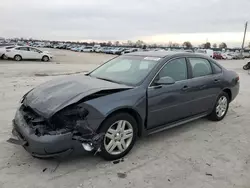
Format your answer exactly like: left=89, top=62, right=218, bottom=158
left=1, top=0, right=250, bottom=46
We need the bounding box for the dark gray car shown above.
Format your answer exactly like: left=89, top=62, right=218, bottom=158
left=8, top=51, right=240, bottom=160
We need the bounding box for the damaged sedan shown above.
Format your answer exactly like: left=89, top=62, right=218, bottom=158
left=8, top=51, right=239, bottom=160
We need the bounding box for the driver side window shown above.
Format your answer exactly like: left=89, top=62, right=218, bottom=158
left=154, top=58, right=188, bottom=84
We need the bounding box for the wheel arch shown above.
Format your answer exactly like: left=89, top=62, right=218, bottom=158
left=222, top=88, right=232, bottom=102
left=97, top=107, right=144, bottom=137
left=14, top=54, right=22, bottom=59
left=42, top=55, right=49, bottom=58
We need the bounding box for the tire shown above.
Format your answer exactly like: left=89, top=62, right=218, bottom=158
left=243, top=63, right=250, bottom=70
left=1, top=54, right=8, bottom=60
left=42, top=55, right=49, bottom=62
left=208, top=92, right=229, bottom=121
left=243, top=65, right=248, bottom=70
left=14, top=55, right=22, bottom=61
left=98, top=113, right=138, bottom=161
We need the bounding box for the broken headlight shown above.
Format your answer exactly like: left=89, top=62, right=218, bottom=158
left=50, top=105, right=89, bottom=130
left=62, top=105, right=89, bottom=119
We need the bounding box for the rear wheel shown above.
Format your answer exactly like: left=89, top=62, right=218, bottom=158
left=99, top=113, right=137, bottom=160
left=208, top=92, right=229, bottom=121
left=14, top=55, right=22, bottom=61
left=42, top=55, right=49, bottom=62
left=1, top=54, right=8, bottom=60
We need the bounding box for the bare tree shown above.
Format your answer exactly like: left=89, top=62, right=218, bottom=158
left=212, top=43, right=217, bottom=48
left=204, top=42, right=211, bottom=49
left=115, top=41, right=120, bottom=46
left=183, top=41, right=192, bottom=49
left=219, top=42, right=227, bottom=49
left=127, top=40, right=133, bottom=46
left=172, top=43, right=180, bottom=47
left=135, top=40, right=144, bottom=47
left=107, top=41, right=112, bottom=46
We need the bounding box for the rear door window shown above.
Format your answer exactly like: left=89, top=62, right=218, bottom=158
left=211, top=62, right=222, bottom=74
left=18, top=47, right=29, bottom=51
left=188, top=58, right=212, bottom=78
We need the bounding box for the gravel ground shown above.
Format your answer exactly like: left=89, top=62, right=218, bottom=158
left=0, top=50, right=250, bottom=188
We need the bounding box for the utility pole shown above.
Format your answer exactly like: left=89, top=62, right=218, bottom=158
left=241, top=21, right=248, bottom=51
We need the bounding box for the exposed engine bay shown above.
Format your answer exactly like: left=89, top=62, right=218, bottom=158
left=21, top=89, right=128, bottom=136
left=10, top=88, right=130, bottom=154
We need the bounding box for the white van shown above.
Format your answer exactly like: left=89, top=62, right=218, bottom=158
left=196, top=49, right=214, bottom=58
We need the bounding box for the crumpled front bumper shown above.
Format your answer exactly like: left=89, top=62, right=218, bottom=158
left=9, top=109, right=82, bottom=158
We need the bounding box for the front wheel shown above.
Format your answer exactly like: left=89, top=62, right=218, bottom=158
left=42, top=55, right=49, bottom=62
left=208, top=92, right=229, bottom=121
left=98, top=113, right=137, bottom=160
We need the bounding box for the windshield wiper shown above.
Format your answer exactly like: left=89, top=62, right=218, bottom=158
left=95, top=77, right=120, bottom=84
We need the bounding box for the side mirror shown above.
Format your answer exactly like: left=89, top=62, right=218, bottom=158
left=155, top=76, right=175, bottom=85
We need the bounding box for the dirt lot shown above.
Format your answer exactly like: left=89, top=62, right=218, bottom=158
left=0, top=49, right=250, bottom=188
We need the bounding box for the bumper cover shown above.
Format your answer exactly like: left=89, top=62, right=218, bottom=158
left=230, top=82, right=240, bottom=102
left=10, top=109, right=82, bottom=158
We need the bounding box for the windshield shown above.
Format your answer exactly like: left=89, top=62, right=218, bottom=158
left=89, top=56, right=159, bottom=86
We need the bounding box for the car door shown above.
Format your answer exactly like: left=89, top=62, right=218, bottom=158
left=17, top=47, right=30, bottom=59
left=147, top=57, right=193, bottom=129
left=29, top=47, right=42, bottom=59
left=186, top=57, right=222, bottom=115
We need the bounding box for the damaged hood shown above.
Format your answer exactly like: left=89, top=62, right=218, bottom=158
left=23, top=75, right=132, bottom=118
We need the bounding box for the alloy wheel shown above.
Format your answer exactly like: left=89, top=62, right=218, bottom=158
left=216, top=96, right=228, bottom=118
left=104, top=120, right=133, bottom=155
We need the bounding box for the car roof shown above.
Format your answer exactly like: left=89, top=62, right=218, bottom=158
left=124, top=51, right=194, bottom=58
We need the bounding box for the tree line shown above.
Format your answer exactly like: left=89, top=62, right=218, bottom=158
left=6, top=37, right=250, bottom=49
left=182, top=41, right=227, bottom=49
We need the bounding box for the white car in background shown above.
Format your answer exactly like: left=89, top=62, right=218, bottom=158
left=5, top=46, right=53, bottom=61
left=222, top=53, right=234, bottom=60
left=94, top=47, right=102, bottom=53
left=81, top=46, right=94, bottom=52
left=0, top=46, right=15, bottom=59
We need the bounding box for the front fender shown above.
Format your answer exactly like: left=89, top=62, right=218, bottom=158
left=84, top=87, right=147, bottom=131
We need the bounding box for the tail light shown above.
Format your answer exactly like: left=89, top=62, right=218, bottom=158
left=235, top=76, right=239, bottom=83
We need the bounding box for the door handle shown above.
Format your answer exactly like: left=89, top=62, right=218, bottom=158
left=152, top=85, right=162, bottom=89
left=214, top=79, right=220, bottom=83
left=182, top=85, right=189, bottom=91
left=200, top=85, right=207, bottom=89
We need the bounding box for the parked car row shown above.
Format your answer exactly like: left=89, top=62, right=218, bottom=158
left=32, top=42, right=141, bottom=55
left=195, top=49, right=249, bottom=60
left=213, top=51, right=249, bottom=60
left=53, top=44, right=141, bottom=55
left=0, top=46, right=53, bottom=61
